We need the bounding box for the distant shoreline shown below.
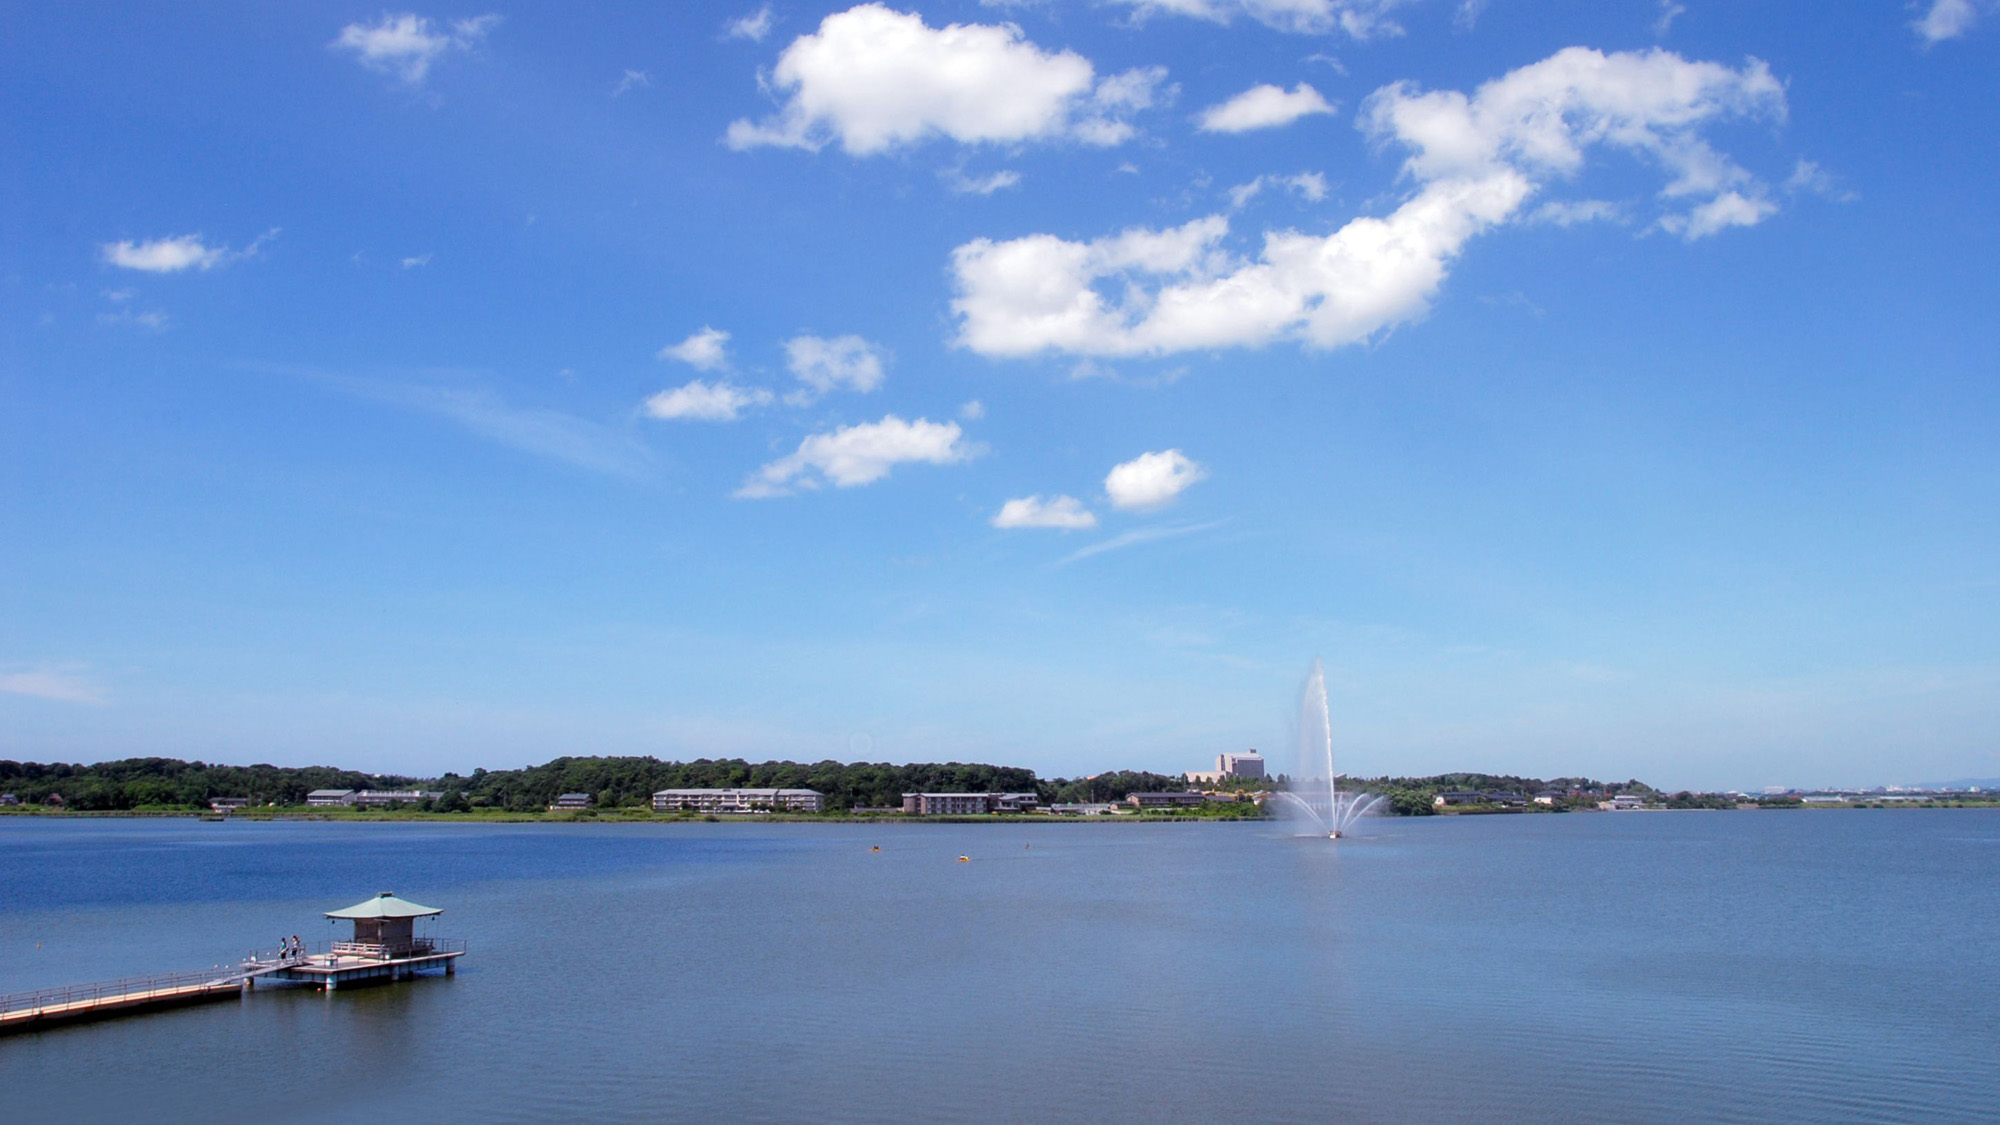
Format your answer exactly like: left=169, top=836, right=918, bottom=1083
left=0, top=808, right=1273, bottom=825
left=3, top=802, right=1993, bottom=825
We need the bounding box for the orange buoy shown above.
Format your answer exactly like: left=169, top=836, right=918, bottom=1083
left=871, top=846, right=881, bottom=852
left=957, top=855, right=970, bottom=863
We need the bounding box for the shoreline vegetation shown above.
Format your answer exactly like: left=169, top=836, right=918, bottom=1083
left=1, top=756, right=1993, bottom=821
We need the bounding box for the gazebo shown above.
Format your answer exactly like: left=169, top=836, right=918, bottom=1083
left=325, top=892, right=442, bottom=958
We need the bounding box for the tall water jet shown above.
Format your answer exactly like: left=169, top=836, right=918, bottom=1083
left=1274, top=659, right=1384, bottom=839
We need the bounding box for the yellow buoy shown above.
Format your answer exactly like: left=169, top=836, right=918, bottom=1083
left=871, top=846, right=881, bottom=852
left=957, top=855, right=970, bottom=863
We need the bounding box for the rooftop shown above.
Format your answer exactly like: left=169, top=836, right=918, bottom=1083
left=324, top=892, right=443, bottom=920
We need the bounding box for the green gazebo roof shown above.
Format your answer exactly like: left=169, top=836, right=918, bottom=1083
left=324, top=892, right=443, bottom=920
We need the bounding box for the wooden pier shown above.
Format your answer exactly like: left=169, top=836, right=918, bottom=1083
left=0, top=966, right=268, bottom=1033
left=0, top=892, right=464, bottom=1035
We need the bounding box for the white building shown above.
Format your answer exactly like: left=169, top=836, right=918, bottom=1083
left=653, top=788, right=825, bottom=813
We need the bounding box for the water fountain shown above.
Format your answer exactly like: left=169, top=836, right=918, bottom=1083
left=1273, top=659, right=1384, bottom=839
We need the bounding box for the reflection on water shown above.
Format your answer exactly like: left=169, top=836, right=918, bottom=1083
left=2, top=812, right=1996, bottom=1123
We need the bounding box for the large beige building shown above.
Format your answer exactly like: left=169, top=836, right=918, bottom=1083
left=1186, top=750, right=1266, bottom=785
left=652, top=788, right=825, bottom=813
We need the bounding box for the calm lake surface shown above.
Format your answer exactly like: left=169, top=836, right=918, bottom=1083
left=2, top=811, right=1996, bottom=1123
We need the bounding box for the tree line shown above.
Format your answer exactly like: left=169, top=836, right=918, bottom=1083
left=0, top=756, right=1207, bottom=813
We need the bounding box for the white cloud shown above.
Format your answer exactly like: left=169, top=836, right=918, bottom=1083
left=947, top=168, right=1023, bottom=195
left=1654, top=1, right=1687, bottom=36
left=727, top=6, right=776, bottom=42
left=952, top=47, right=1785, bottom=358
left=725, top=4, right=1162, bottom=153
left=1199, top=82, right=1336, bottom=133
left=784, top=334, right=886, bottom=400
left=1105, top=0, right=1411, bottom=38
left=1228, top=171, right=1329, bottom=209
left=992, top=494, right=1098, bottom=530
left=1660, top=190, right=1776, bottom=240
left=1453, top=0, right=1489, bottom=32
left=101, top=229, right=276, bottom=273
left=1105, top=449, right=1206, bottom=511
left=401, top=253, right=433, bottom=268
left=959, top=399, right=986, bottom=420
left=643, top=380, right=774, bottom=422
left=613, top=69, right=651, bottom=96
left=332, top=12, right=499, bottom=84
left=0, top=668, right=107, bottom=705
left=736, top=415, right=977, bottom=497
left=659, top=326, right=731, bottom=371
left=1915, top=0, right=1982, bottom=42
left=103, top=288, right=133, bottom=302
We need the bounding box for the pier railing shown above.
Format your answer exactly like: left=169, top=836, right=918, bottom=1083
left=327, top=937, right=466, bottom=960
left=0, top=966, right=243, bottom=1019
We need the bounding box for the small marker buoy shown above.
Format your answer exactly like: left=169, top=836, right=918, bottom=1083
left=871, top=846, right=881, bottom=852
left=957, top=855, right=970, bottom=863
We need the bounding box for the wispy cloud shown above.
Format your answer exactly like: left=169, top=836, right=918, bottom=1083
left=1054, top=519, right=1228, bottom=566
left=726, top=5, right=775, bottom=42
left=946, top=168, right=1023, bottom=195
left=1, top=668, right=108, bottom=705
left=97, top=306, right=171, bottom=331
left=270, top=365, right=656, bottom=480
left=613, top=69, right=651, bottom=97
left=1653, top=0, right=1686, bottom=36
left=400, top=253, right=433, bottom=269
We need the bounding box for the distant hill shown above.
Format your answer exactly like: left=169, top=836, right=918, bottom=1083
left=1914, top=778, right=2000, bottom=790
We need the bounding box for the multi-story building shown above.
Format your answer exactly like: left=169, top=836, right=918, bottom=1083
left=306, top=789, right=355, bottom=806
left=1218, top=751, right=1265, bottom=779
left=902, top=793, right=994, bottom=816
left=652, top=788, right=825, bottom=813
left=550, top=793, right=592, bottom=810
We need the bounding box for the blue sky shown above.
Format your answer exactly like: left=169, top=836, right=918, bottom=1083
left=4, top=0, right=1996, bottom=790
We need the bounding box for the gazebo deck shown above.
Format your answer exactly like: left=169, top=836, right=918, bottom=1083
left=248, top=940, right=466, bottom=990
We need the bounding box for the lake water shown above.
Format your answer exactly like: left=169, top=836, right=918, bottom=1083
left=2, top=811, right=1996, bottom=1123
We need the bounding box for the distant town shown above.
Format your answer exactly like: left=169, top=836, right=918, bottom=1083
left=1, top=752, right=1993, bottom=820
